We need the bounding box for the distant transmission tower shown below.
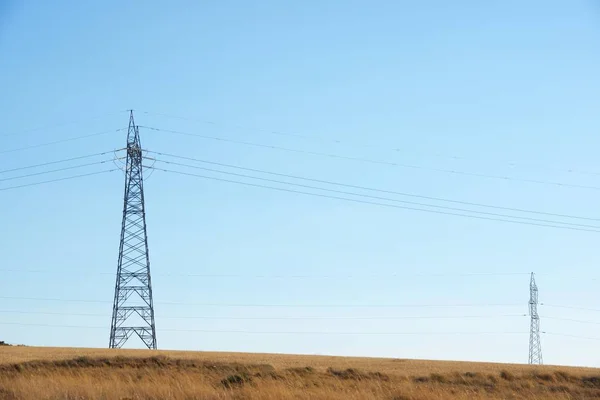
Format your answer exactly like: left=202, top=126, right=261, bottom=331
left=109, top=110, right=157, bottom=349
left=528, top=272, right=542, bottom=364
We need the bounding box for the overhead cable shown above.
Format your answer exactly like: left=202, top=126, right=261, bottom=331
left=0, top=169, right=118, bottom=192
left=138, top=110, right=600, bottom=177
left=0, top=128, right=126, bottom=155
left=0, top=150, right=121, bottom=175
left=0, top=321, right=527, bottom=336
left=0, top=111, right=127, bottom=138
left=140, top=125, right=600, bottom=191
left=0, top=310, right=526, bottom=320
left=0, top=160, right=115, bottom=183
left=146, top=150, right=600, bottom=222
left=150, top=159, right=600, bottom=230
left=0, top=296, right=521, bottom=308
left=149, top=167, right=600, bottom=233
left=0, top=269, right=531, bottom=278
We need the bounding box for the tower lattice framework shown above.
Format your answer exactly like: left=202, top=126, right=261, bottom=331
left=528, top=272, right=542, bottom=364
left=109, top=110, right=157, bottom=349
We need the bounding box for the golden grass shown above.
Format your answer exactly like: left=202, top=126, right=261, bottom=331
left=1, top=346, right=599, bottom=399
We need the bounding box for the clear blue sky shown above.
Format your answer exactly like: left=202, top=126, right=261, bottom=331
left=1, top=1, right=600, bottom=367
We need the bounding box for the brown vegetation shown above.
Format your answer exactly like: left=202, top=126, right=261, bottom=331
left=0, top=346, right=599, bottom=399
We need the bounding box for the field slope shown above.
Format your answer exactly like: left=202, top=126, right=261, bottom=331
left=1, top=346, right=599, bottom=399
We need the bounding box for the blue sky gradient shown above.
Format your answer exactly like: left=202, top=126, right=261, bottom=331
left=1, top=1, right=600, bottom=366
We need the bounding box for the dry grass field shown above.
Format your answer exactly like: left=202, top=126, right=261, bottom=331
left=1, top=346, right=599, bottom=399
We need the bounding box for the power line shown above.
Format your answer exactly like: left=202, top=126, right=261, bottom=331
left=0, top=128, right=126, bottom=155
left=150, top=167, right=600, bottom=233
left=0, top=169, right=117, bottom=192
left=139, top=110, right=600, bottom=177
left=0, top=150, right=121, bottom=175
left=0, top=296, right=521, bottom=308
left=140, top=125, right=600, bottom=191
left=543, top=316, right=600, bottom=325
left=542, top=332, right=600, bottom=341
left=147, top=151, right=600, bottom=222
left=0, top=160, right=114, bottom=183
left=140, top=110, right=331, bottom=142
left=0, top=269, right=532, bottom=278
left=0, top=310, right=527, bottom=320
left=0, top=111, right=127, bottom=138
left=150, top=159, right=600, bottom=230
left=3, top=269, right=594, bottom=282
left=7, top=309, right=599, bottom=331
left=541, top=304, right=600, bottom=313
left=0, top=321, right=527, bottom=335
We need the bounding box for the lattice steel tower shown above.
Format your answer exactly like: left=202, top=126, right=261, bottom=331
left=109, top=110, right=157, bottom=349
left=528, top=272, right=542, bottom=364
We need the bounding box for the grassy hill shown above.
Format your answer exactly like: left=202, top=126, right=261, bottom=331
left=0, top=346, right=599, bottom=399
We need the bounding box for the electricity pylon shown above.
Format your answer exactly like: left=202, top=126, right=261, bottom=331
left=528, top=272, right=542, bottom=364
left=109, top=110, right=157, bottom=349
